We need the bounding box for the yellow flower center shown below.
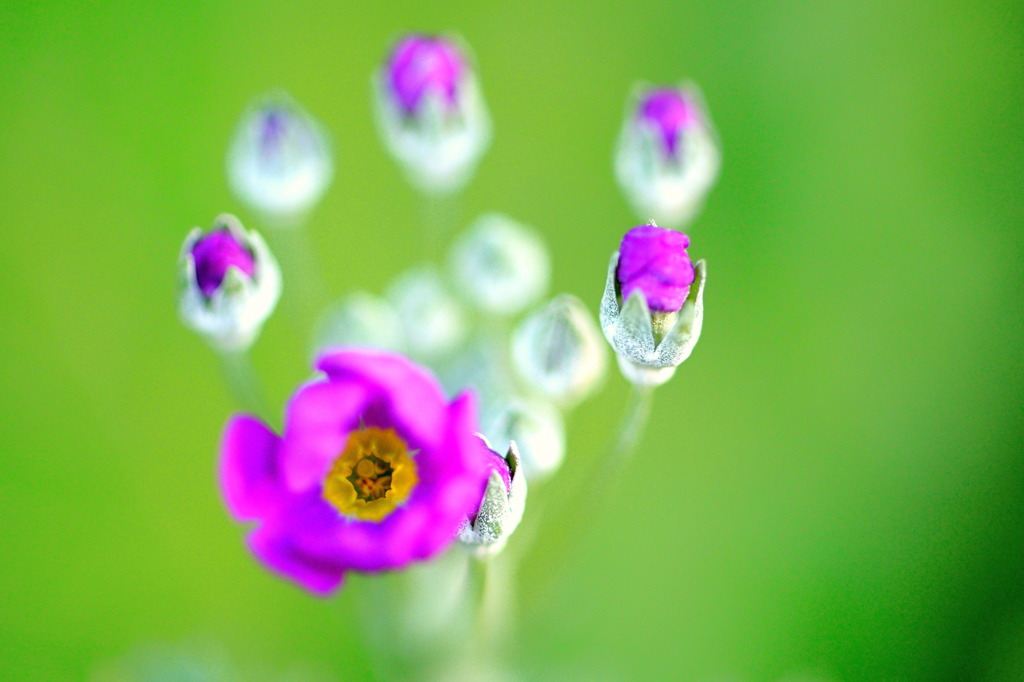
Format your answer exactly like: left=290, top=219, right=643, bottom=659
left=322, top=427, right=418, bottom=522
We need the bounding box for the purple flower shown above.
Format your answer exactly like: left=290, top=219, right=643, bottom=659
left=386, top=35, right=466, bottom=115
left=616, top=224, right=694, bottom=313
left=190, top=228, right=256, bottom=299
left=220, top=349, right=489, bottom=595
left=637, top=88, right=700, bottom=158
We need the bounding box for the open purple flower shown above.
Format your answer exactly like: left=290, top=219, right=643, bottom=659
left=617, top=224, right=694, bottom=313
left=220, top=349, right=489, bottom=595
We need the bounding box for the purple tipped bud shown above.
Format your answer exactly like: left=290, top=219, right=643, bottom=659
left=387, top=35, right=466, bottom=115
left=375, top=33, right=490, bottom=193
left=617, top=224, right=694, bottom=313
left=178, top=215, right=281, bottom=351
left=459, top=438, right=526, bottom=552
left=477, top=438, right=512, bottom=501
left=637, top=88, right=700, bottom=158
left=191, top=228, right=256, bottom=298
left=616, top=82, right=719, bottom=228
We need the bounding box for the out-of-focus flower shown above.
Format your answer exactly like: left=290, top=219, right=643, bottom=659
left=227, top=92, right=333, bottom=222
left=511, top=294, right=607, bottom=407
left=600, top=223, right=706, bottom=386
left=484, top=399, right=565, bottom=481
left=374, top=34, right=491, bottom=193
left=178, top=214, right=281, bottom=351
left=458, top=439, right=526, bottom=555
left=615, top=84, right=719, bottom=228
left=219, top=349, right=489, bottom=595
left=311, top=292, right=405, bottom=358
left=449, top=213, right=550, bottom=316
left=386, top=266, right=466, bottom=359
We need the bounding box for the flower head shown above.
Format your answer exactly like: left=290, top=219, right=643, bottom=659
left=178, top=214, right=280, bottom=351
left=220, top=349, right=490, bottom=595
left=374, top=34, right=491, bottom=193
left=615, top=83, right=720, bottom=228
left=458, top=439, right=527, bottom=555
left=600, top=224, right=706, bottom=386
left=227, top=92, right=333, bottom=222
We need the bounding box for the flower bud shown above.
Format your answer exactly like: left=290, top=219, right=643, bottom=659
left=511, top=295, right=607, bottom=407
left=484, top=399, right=565, bottom=482
left=374, top=34, right=491, bottom=193
left=449, top=213, right=550, bottom=316
left=386, top=265, right=467, bottom=359
left=311, top=292, right=405, bottom=358
left=458, top=439, right=527, bottom=555
left=599, top=223, right=706, bottom=386
left=615, top=83, right=720, bottom=228
left=227, top=92, right=333, bottom=223
left=178, top=214, right=281, bottom=351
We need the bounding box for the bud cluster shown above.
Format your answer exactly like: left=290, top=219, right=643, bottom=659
left=175, top=31, right=720, bottom=606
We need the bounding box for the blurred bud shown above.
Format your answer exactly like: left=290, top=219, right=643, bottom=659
left=459, top=439, right=527, bottom=555
left=227, top=92, right=333, bottom=223
left=615, top=83, right=720, bottom=228
left=484, top=399, right=565, bottom=481
left=599, top=223, right=706, bottom=386
left=178, top=214, right=281, bottom=351
left=312, top=292, right=405, bottom=357
left=386, top=265, right=466, bottom=358
left=511, top=295, right=607, bottom=407
left=374, top=34, right=491, bottom=193
left=449, top=213, right=550, bottom=316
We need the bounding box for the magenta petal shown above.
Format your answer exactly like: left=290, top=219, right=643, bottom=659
left=220, top=415, right=283, bottom=522
left=279, top=378, right=370, bottom=492
left=316, top=349, right=448, bottom=451
left=248, top=523, right=346, bottom=596
left=410, top=392, right=488, bottom=558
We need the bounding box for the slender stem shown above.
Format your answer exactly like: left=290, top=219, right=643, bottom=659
left=265, top=219, right=330, bottom=334
left=217, top=348, right=268, bottom=417
left=604, top=383, right=655, bottom=478
left=422, top=192, right=460, bottom=259
left=465, top=553, right=512, bottom=675
left=528, top=384, right=656, bottom=592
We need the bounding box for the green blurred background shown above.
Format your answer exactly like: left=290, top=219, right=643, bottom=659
left=2, top=0, right=1022, bottom=679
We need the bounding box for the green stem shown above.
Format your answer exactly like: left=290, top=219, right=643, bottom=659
left=466, top=553, right=512, bottom=675
left=217, top=349, right=268, bottom=417
left=422, top=192, right=460, bottom=259
left=265, top=219, right=330, bottom=333
left=605, top=383, right=655, bottom=478
left=527, top=384, right=656, bottom=593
